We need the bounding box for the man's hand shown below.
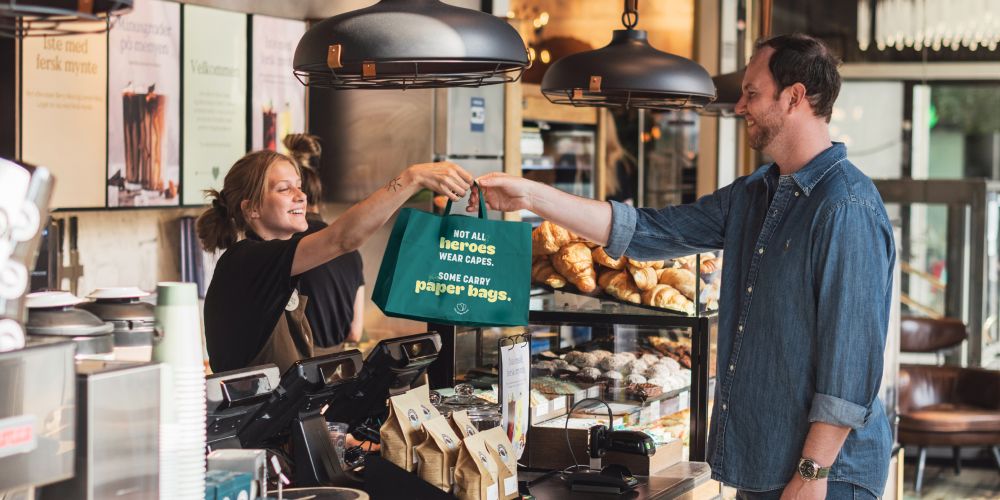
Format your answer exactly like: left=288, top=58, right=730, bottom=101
left=779, top=475, right=827, bottom=500
left=469, top=172, right=535, bottom=212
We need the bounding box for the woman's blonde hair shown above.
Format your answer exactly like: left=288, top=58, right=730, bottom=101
left=196, top=150, right=298, bottom=252
left=283, top=133, right=323, bottom=205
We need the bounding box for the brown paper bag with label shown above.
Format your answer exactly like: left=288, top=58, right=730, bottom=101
left=450, top=409, right=480, bottom=439
left=415, top=415, right=462, bottom=492
left=481, top=426, right=519, bottom=500
left=380, top=392, right=434, bottom=472
left=453, top=432, right=499, bottom=500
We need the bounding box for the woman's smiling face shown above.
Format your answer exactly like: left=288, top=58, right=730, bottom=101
left=248, top=159, right=308, bottom=240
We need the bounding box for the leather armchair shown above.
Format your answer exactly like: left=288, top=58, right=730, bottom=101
left=897, top=316, right=1000, bottom=493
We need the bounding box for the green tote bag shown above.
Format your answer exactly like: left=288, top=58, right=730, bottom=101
left=373, top=185, right=531, bottom=327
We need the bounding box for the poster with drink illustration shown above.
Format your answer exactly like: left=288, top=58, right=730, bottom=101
left=499, top=335, right=530, bottom=460
left=21, top=23, right=108, bottom=208
left=107, top=0, right=181, bottom=207
left=251, top=15, right=306, bottom=154
left=181, top=5, right=247, bottom=205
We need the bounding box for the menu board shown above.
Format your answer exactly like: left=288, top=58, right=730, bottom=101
left=108, top=0, right=181, bottom=207
left=21, top=23, right=108, bottom=208
left=251, top=15, right=306, bottom=154
left=182, top=5, right=247, bottom=205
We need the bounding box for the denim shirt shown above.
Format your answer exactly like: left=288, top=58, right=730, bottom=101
left=605, top=143, right=894, bottom=495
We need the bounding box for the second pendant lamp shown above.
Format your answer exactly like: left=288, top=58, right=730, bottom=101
left=540, top=0, right=716, bottom=111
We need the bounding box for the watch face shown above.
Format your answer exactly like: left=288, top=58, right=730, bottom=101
left=798, top=459, right=816, bottom=479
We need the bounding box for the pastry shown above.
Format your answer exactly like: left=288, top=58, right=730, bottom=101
left=604, top=271, right=641, bottom=304
left=640, top=353, right=659, bottom=365
left=532, top=221, right=573, bottom=255
left=572, top=352, right=598, bottom=368
left=627, top=359, right=649, bottom=375
left=628, top=265, right=659, bottom=291
left=532, top=256, right=567, bottom=289
left=618, top=352, right=637, bottom=362
left=657, top=267, right=698, bottom=300
left=551, top=243, right=598, bottom=293
left=577, top=367, right=602, bottom=383
left=626, top=373, right=647, bottom=385
left=600, top=370, right=624, bottom=386
left=641, top=284, right=694, bottom=313
left=626, top=258, right=666, bottom=269
left=656, top=357, right=681, bottom=372
left=626, top=383, right=662, bottom=400
left=590, top=350, right=613, bottom=361
left=592, top=247, right=625, bottom=270
left=597, top=269, right=619, bottom=290
left=599, top=355, right=626, bottom=372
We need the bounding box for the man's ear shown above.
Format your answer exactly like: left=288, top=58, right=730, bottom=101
left=241, top=199, right=257, bottom=219
left=786, top=82, right=807, bottom=112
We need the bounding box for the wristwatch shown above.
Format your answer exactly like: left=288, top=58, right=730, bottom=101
left=797, top=457, right=831, bottom=481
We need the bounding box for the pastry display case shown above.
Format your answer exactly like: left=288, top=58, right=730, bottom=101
left=428, top=285, right=719, bottom=465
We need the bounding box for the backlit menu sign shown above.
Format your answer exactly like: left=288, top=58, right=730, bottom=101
left=251, top=15, right=306, bottom=154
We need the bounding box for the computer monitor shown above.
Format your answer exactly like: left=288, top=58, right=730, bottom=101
left=324, top=332, right=441, bottom=435
left=238, top=350, right=362, bottom=449
left=205, top=364, right=281, bottom=451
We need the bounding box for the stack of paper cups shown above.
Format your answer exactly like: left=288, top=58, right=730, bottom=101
left=153, top=282, right=206, bottom=499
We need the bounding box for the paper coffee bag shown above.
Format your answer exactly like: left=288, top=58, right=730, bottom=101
left=481, top=426, right=519, bottom=500
left=453, top=432, right=499, bottom=500
left=415, top=415, right=462, bottom=492
left=380, top=392, right=434, bottom=472
left=450, top=409, right=480, bottom=439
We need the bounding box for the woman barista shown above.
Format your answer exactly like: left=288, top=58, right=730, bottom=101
left=198, top=150, right=473, bottom=373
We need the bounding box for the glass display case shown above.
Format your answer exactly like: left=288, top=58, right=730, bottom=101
left=428, top=284, right=719, bottom=464
left=875, top=178, right=1000, bottom=368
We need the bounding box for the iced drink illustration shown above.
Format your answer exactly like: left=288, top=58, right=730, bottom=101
left=262, top=105, right=277, bottom=151
left=122, top=85, right=167, bottom=191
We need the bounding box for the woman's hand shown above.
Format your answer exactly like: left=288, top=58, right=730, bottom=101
left=404, top=161, right=474, bottom=201
left=469, top=172, right=535, bottom=213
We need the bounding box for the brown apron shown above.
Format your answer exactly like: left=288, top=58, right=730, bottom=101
left=248, top=291, right=315, bottom=373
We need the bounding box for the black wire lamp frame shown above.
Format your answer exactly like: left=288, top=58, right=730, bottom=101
left=540, top=0, right=716, bottom=111
left=0, top=0, right=132, bottom=38
left=292, top=52, right=530, bottom=91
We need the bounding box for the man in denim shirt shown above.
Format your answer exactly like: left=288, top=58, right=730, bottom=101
left=471, top=34, right=894, bottom=499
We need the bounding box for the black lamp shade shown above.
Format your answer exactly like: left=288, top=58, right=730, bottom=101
left=541, top=29, right=716, bottom=110
left=294, top=0, right=528, bottom=89
left=1, top=0, right=133, bottom=37
left=701, top=69, right=745, bottom=117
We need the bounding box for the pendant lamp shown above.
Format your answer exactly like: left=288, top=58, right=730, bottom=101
left=700, top=69, right=745, bottom=117
left=540, top=0, right=715, bottom=110
left=0, top=0, right=132, bottom=38
left=293, top=0, right=529, bottom=90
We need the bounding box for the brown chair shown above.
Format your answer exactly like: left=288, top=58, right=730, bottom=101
left=897, top=316, right=1000, bottom=493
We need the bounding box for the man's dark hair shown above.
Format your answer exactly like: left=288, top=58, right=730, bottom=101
left=755, top=33, right=841, bottom=122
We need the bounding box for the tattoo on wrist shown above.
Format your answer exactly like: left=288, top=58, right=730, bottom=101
left=386, top=177, right=403, bottom=192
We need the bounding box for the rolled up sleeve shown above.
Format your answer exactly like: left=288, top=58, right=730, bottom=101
left=604, top=185, right=732, bottom=260
left=809, top=200, right=895, bottom=430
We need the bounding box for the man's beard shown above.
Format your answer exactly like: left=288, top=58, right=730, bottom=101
left=748, top=104, right=783, bottom=151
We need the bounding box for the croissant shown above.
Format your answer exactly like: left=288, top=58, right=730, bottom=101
left=598, top=269, right=620, bottom=290
left=628, top=264, right=659, bottom=291
left=658, top=267, right=698, bottom=300
left=642, top=284, right=694, bottom=313
left=552, top=242, right=597, bottom=293
left=626, top=257, right=665, bottom=270
left=592, top=247, right=625, bottom=270
left=532, top=221, right=573, bottom=255
left=605, top=271, right=641, bottom=304
left=532, top=257, right=566, bottom=289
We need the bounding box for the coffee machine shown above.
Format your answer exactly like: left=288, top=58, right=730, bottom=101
left=0, top=158, right=80, bottom=498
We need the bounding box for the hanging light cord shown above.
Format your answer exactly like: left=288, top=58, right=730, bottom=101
left=622, top=0, right=639, bottom=30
